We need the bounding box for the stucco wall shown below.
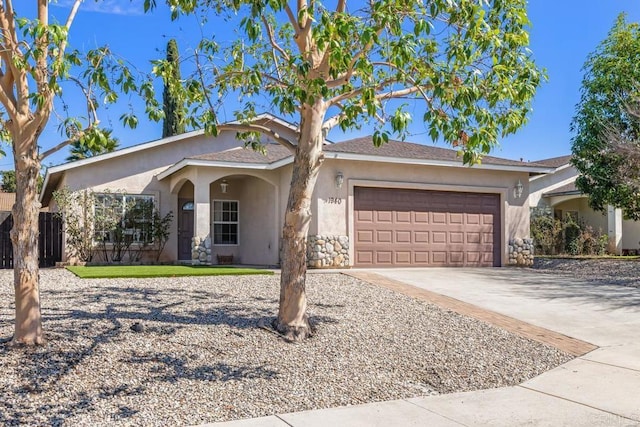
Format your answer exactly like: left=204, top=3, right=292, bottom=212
left=622, top=219, right=640, bottom=250
left=553, top=198, right=608, bottom=233
left=529, top=165, right=577, bottom=208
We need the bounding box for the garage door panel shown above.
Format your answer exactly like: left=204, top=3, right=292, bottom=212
left=354, top=187, right=500, bottom=267
left=414, top=252, right=429, bottom=263
left=449, top=252, right=464, bottom=264
left=432, top=252, right=447, bottom=264
left=357, top=210, right=373, bottom=222
left=376, top=251, right=392, bottom=264
left=414, top=231, right=429, bottom=243
left=432, top=231, right=447, bottom=244
left=376, top=211, right=393, bottom=222
left=357, top=230, right=374, bottom=243
left=432, top=212, right=447, bottom=224
left=376, top=230, right=392, bottom=243
left=395, top=252, right=412, bottom=264
left=466, top=232, right=481, bottom=244
left=449, top=232, right=464, bottom=244
left=395, top=211, right=411, bottom=223
left=395, top=230, right=412, bottom=243
left=467, top=213, right=480, bottom=225
left=414, top=212, right=429, bottom=223
left=467, top=251, right=481, bottom=263
left=356, top=251, right=373, bottom=264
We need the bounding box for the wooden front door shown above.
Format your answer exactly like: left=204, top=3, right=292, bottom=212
left=178, top=199, right=194, bottom=260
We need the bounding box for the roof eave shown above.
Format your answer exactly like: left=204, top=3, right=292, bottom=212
left=156, top=156, right=294, bottom=181
left=325, top=152, right=554, bottom=173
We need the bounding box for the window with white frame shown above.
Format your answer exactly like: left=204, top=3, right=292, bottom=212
left=94, top=193, right=155, bottom=244
left=213, top=200, right=239, bottom=245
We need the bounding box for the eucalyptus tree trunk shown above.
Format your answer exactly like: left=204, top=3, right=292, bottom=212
left=10, top=139, right=44, bottom=345
left=275, top=103, right=326, bottom=341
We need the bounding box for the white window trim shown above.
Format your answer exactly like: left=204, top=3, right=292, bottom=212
left=212, top=199, right=240, bottom=246
left=93, top=193, right=156, bottom=245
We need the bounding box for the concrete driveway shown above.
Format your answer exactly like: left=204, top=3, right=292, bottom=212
left=211, top=267, right=640, bottom=427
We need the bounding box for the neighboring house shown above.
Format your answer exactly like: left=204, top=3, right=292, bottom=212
left=529, top=155, right=640, bottom=254
left=40, top=114, right=550, bottom=268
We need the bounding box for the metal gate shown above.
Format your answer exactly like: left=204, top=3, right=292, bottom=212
left=0, top=212, right=63, bottom=268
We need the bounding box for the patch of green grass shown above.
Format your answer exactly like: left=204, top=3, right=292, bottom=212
left=66, top=265, right=274, bottom=279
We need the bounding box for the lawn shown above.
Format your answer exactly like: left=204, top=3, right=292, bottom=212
left=66, top=264, right=274, bottom=279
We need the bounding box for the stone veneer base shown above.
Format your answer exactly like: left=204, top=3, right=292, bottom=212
left=307, top=235, right=350, bottom=268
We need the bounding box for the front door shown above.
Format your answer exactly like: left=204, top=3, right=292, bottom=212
left=178, top=199, right=194, bottom=260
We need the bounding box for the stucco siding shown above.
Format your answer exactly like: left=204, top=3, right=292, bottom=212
left=529, top=165, right=578, bottom=208
left=622, top=219, right=640, bottom=250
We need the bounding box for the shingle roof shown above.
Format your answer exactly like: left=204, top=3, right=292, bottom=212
left=543, top=181, right=582, bottom=197
left=534, top=155, right=572, bottom=168
left=188, top=144, right=291, bottom=164
left=186, top=137, right=548, bottom=169
left=324, top=137, right=542, bottom=167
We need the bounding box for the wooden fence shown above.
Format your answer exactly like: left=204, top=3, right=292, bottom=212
left=0, top=212, right=63, bottom=268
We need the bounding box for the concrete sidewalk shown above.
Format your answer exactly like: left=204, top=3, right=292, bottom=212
left=207, top=268, right=640, bottom=426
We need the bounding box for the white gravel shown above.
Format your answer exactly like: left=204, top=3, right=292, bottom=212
left=1, top=269, right=572, bottom=426
left=534, top=257, right=640, bottom=288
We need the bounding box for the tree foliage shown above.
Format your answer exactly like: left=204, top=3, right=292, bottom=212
left=144, top=0, right=543, bottom=340
left=1, top=170, right=43, bottom=193
left=571, top=14, right=640, bottom=219
left=66, top=128, right=119, bottom=162
left=162, top=39, right=185, bottom=138
left=148, top=0, right=542, bottom=161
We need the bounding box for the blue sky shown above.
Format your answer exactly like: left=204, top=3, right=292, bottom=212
left=2, top=1, right=640, bottom=171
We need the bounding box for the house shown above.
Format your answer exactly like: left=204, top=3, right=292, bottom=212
left=529, top=155, right=640, bottom=254
left=40, top=114, right=551, bottom=268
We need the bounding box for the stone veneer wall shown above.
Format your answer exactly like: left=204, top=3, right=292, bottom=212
left=307, top=235, right=350, bottom=268
left=508, top=237, right=534, bottom=266
left=192, top=236, right=212, bottom=265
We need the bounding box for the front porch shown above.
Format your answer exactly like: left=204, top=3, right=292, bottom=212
left=168, top=169, right=281, bottom=266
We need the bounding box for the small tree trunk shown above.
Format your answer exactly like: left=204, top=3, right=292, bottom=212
left=274, top=103, right=325, bottom=341
left=10, top=143, right=44, bottom=346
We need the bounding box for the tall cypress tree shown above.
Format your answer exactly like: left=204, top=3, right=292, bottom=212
left=162, top=39, right=185, bottom=138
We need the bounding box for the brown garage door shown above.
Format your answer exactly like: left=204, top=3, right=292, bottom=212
left=354, top=187, right=500, bottom=267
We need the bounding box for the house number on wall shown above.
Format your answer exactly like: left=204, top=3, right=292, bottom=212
left=326, top=197, right=342, bottom=205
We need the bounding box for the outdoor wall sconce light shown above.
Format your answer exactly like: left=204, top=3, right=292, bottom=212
left=220, top=180, right=229, bottom=194
left=514, top=179, right=524, bottom=199
left=335, top=172, right=344, bottom=189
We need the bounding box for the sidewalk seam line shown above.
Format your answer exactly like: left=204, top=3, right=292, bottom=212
left=404, top=398, right=470, bottom=426
left=274, top=415, right=294, bottom=426
left=517, top=385, right=640, bottom=422
left=577, top=356, right=640, bottom=373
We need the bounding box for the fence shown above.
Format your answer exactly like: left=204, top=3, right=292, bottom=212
left=0, top=212, right=63, bottom=268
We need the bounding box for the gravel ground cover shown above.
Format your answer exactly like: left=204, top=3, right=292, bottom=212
left=1, top=269, right=571, bottom=426
left=533, top=257, right=640, bottom=288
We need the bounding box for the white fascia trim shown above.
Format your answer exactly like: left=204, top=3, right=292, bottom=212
left=326, top=152, right=554, bottom=173
left=44, top=114, right=299, bottom=175
left=157, top=156, right=294, bottom=180
left=530, top=162, right=573, bottom=182
left=248, top=113, right=299, bottom=132
left=45, top=128, right=206, bottom=175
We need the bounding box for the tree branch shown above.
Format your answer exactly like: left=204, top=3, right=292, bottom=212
left=261, top=15, right=290, bottom=62
left=217, top=122, right=296, bottom=153
left=284, top=3, right=301, bottom=34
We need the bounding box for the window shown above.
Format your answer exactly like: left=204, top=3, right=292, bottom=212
left=94, top=193, right=155, bottom=244
left=213, top=200, right=238, bottom=245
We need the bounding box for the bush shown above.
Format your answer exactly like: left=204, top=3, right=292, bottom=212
left=531, top=207, right=608, bottom=256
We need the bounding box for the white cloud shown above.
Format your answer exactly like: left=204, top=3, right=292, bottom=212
left=52, top=0, right=145, bottom=16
